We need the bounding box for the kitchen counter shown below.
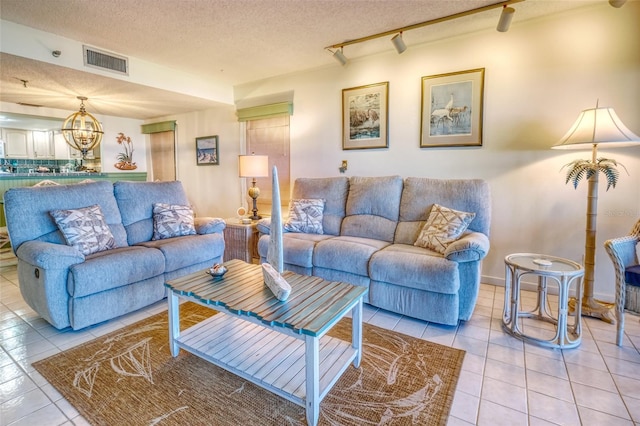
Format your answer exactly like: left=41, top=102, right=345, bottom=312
left=0, top=172, right=103, bottom=178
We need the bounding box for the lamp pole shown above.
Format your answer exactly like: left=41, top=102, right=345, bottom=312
left=575, top=144, right=615, bottom=322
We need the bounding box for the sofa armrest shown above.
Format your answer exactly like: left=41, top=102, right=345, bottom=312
left=444, top=232, right=490, bottom=262
left=194, top=217, right=226, bottom=234
left=16, top=240, right=85, bottom=269
left=256, top=217, right=272, bottom=235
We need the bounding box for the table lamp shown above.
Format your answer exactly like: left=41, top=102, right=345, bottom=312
left=238, top=154, right=269, bottom=220
left=552, top=101, right=640, bottom=322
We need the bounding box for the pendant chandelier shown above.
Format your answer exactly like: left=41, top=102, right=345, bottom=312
left=61, top=96, right=104, bottom=159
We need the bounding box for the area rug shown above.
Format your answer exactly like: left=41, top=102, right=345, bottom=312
left=33, top=303, right=465, bottom=425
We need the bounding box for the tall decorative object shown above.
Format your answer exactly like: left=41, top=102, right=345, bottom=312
left=267, top=165, right=283, bottom=273
left=238, top=154, right=269, bottom=220
left=61, top=96, right=104, bottom=159
left=553, top=101, right=640, bottom=322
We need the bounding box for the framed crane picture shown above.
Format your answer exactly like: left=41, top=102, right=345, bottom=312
left=420, top=68, right=484, bottom=148
left=342, top=82, right=389, bottom=150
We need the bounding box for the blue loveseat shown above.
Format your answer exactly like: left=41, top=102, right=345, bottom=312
left=4, top=180, right=225, bottom=330
left=257, top=176, right=491, bottom=325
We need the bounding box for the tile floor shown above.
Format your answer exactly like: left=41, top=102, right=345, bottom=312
left=1, top=256, right=639, bottom=425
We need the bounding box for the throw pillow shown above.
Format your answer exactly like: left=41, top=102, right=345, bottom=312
left=50, top=204, right=117, bottom=256
left=152, top=203, right=196, bottom=240
left=283, top=199, right=325, bottom=234
left=414, top=204, right=476, bottom=254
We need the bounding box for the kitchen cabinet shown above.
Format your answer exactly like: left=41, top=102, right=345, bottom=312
left=2, top=128, right=30, bottom=158
left=32, top=131, right=54, bottom=158
left=53, top=132, right=72, bottom=159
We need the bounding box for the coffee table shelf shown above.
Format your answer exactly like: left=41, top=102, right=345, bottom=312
left=176, top=313, right=357, bottom=403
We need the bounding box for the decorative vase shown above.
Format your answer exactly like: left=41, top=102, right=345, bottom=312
left=114, top=161, right=137, bottom=170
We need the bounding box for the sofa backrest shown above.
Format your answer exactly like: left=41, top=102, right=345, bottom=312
left=341, top=176, right=404, bottom=243
left=3, top=180, right=128, bottom=252
left=114, top=180, right=191, bottom=245
left=394, top=177, right=491, bottom=245
left=291, top=177, right=348, bottom=236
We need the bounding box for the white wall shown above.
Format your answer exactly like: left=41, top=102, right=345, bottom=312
left=146, top=105, right=242, bottom=219
left=232, top=3, right=640, bottom=299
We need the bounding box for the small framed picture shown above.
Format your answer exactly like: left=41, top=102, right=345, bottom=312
left=342, top=81, right=389, bottom=150
left=196, top=135, right=219, bottom=165
left=420, top=68, right=484, bottom=148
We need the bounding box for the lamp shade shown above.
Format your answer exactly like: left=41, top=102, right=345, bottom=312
left=238, top=154, right=269, bottom=177
left=552, top=106, right=640, bottom=150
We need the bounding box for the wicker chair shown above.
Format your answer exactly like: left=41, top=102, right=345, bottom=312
left=604, top=218, right=640, bottom=346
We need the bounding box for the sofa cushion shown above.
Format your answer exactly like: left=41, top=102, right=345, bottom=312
left=68, top=246, right=165, bottom=297
left=314, top=236, right=390, bottom=276
left=341, top=176, right=403, bottom=242
left=152, top=203, right=196, bottom=240
left=114, top=181, right=192, bottom=245
left=50, top=204, right=117, bottom=256
left=414, top=204, right=475, bottom=254
left=284, top=199, right=325, bottom=234
left=369, top=244, right=460, bottom=294
left=291, top=177, right=348, bottom=236
left=137, top=232, right=225, bottom=273
left=4, top=180, right=128, bottom=251
left=395, top=177, right=491, bottom=245
left=258, top=233, right=332, bottom=268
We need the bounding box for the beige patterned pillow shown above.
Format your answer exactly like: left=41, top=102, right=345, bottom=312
left=283, top=199, right=325, bottom=234
left=152, top=203, right=196, bottom=240
left=414, top=204, right=476, bottom=254
left=50, top=204, right=117, bottom=255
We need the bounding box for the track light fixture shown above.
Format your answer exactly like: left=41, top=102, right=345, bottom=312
left=496, top=5, right=515, bottom=32
left=331, top=48, right=348, bottom=66
left=391, top=32, right=407, bottom=54
left=325, top=0, right=523, bottom=63
left=608, top=0, right=626, bottom=7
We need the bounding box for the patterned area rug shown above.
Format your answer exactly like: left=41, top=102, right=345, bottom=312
left=33, top=302, right=464, bottom=425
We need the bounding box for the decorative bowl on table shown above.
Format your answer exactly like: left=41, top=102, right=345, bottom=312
left=206, top=264, right=228, bottom=277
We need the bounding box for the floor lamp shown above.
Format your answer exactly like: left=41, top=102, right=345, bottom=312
left=238, top=154, right=269, bottom=220
left=553, top=102, right=640, bottom=322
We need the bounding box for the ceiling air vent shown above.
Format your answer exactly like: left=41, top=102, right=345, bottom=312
left=83, top=45, right=128, bottom=75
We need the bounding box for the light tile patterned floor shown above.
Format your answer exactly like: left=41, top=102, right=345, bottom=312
left=1, top=258, right=639, bottom=425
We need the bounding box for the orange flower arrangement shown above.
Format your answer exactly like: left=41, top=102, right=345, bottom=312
left=115, top=132, right=137, bottom=170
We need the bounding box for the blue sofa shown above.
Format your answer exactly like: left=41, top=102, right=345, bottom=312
left=257, top=176, right=491, bottom=325
left=4, top=180, right=225, bottom=330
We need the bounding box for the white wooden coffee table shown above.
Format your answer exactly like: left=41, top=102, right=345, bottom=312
left=165, top=259, right=367, bottom=425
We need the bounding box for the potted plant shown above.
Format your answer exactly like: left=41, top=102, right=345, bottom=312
left=114, top=132, right=137, bottom=170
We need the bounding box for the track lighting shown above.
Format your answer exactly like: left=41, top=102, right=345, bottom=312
left=332, top=48, right=348, bottom=66
left=325, top=0, right=523, bottom=60
left=609, top=0, right=626, bottom=7
left=391, top=33, right=407, bottom=54
left=496, top=5, right=515, bottom=32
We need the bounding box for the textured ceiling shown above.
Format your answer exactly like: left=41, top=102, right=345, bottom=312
left=0, top=0, right=600, bottom=121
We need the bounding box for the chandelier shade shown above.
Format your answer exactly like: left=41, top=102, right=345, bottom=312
left=61, top=96, right=104, bottom=159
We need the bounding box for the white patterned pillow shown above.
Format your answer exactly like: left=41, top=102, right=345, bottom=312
left=283, top=199, right=325, bottom=234
left=152, top=203, right=196, bottom=240
left=50, top=204, right=117, bottom=256
left=414, top=204, right=476, bottom=254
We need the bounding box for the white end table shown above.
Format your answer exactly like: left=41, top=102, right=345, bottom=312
left=503, top=253, right=584, bottom=349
